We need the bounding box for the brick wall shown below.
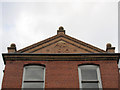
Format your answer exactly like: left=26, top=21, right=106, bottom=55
left=2, top=60, right=118, bottom=89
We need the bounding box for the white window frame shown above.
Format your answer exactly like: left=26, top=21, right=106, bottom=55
left=78, top=65, right=102, bottom=90
left=22, top=65, right=46, bottom=89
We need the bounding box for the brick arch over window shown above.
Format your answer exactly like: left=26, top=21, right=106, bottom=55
left=24, top=63, right=46, bottom=67
left=22, top=64, right=45, bottom=89
left=78, top=64, right=102, bottom=89
left=78, top=63, right=99, bottom=66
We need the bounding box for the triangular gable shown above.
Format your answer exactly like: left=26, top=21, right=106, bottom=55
left=17, top=33, right=106, bottom=54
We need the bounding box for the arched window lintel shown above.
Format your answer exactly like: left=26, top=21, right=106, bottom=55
left=24, top=63, right=46, bottom=67
left=78, top=63, right=99, bottom=67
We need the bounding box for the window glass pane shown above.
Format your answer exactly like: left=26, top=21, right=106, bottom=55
left=81, top=68, right=97, bottom=80
left=82, top=88, right=99, bottom=90
left=82, top=83, right=99, bottom=88
left=24, top=66, right=44, bottom=81
left=23, top=82, right=44, bottom=88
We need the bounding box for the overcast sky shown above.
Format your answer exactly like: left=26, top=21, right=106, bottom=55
left=0, top=0, right=119, bottom=88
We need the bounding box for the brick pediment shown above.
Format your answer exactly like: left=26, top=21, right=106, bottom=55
left=17, top=34, right=106, bottom=53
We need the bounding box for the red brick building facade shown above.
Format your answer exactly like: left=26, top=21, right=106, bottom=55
left=2, top=27, right=120, bottom=89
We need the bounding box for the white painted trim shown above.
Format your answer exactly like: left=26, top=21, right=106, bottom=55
left=21, top=66, right=26, bottom=89
left=78, top=67, right=82, bottom=88
left=97, top=67, right=102, bottom=89
left=78, top=66, right=82, bottom=88
left=43, top=67, right=46, bottom=88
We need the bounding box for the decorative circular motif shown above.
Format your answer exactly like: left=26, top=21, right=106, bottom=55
left=54, top=41, right=69, bottom=53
